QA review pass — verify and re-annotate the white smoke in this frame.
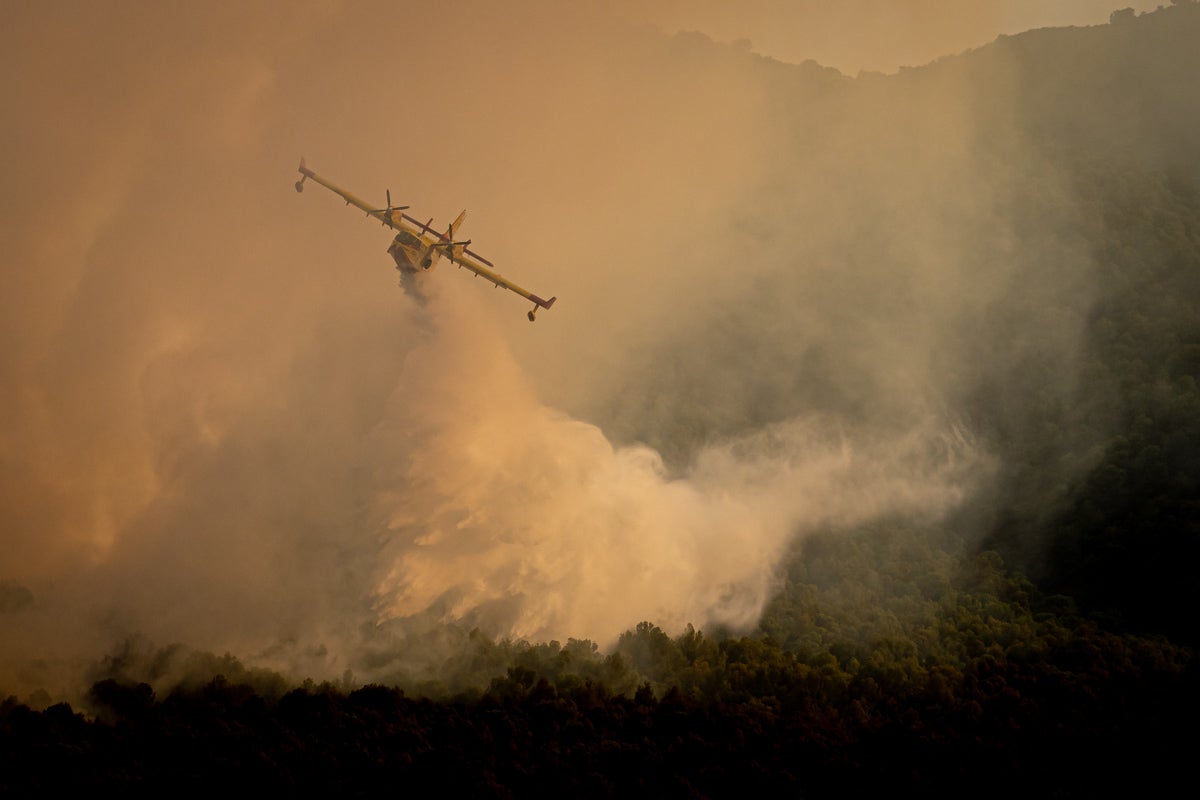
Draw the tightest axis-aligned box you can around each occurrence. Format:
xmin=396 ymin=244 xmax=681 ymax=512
xmin=367 ymin=293 xmax=983 ymax=645
xmin=0 ymin=1 xmax=1093 ymax=700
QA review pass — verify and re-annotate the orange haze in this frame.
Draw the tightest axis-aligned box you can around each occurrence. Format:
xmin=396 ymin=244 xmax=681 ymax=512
xmin=0 ymin=0 xmax=1129 ymax=698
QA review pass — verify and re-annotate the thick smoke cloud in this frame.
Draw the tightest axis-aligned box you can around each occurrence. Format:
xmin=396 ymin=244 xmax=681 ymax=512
xmin=1 ymin=1 xmax=1100 ymax=699
xmin=367 ymin=300 xmax=977 ymax=644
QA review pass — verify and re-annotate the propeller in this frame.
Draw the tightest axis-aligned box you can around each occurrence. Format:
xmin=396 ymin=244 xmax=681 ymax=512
xmin=441 ymin=222 xmax=472 ymax=267
xmin=418 ymin=219 xmax=470 ymax=269
xmin=368 ymin=189 xmax=409 ymax=223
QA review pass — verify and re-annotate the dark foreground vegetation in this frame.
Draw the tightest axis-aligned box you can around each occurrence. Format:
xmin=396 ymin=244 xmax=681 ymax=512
xmin=4 ymin=536 xmax=1197 ymax=796
xmin=3 ymin=605 xmax=1195 ymax=797
xmin=4 ymin=5 xmax=1200 ymax=796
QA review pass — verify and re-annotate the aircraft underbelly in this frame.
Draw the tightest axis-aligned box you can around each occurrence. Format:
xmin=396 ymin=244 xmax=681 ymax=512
xmin=388 ymin=242 xmax=427 ymax=274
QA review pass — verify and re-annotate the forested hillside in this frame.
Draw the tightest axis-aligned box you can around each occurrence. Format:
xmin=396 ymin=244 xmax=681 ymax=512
xmin=609 ymin=1 xmax=1200 ymax=646
xmin=969 ymin=3 xmax=1200 ymax=642
xmin=3 ymin=4 xmax=1199 ymax=794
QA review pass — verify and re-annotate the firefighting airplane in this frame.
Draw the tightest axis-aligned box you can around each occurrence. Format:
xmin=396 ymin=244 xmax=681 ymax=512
xmin=295 ymin=158 xmax=556 ymax=321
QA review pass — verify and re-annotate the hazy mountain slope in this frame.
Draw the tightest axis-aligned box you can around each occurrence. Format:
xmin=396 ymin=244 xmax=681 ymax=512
xmin=740 ymin=3 xmax=1200 ymax=644
xmin=2 ymin=3 xmax=1198 ymax=708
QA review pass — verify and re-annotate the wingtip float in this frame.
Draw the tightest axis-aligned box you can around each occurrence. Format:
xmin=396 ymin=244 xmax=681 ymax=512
xmin=295 ymin=158 xmax=556 ymax=322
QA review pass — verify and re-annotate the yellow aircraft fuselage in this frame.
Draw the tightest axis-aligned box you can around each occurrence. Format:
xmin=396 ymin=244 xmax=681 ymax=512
xmin=387 ymin=229 xmax=437 ymax=274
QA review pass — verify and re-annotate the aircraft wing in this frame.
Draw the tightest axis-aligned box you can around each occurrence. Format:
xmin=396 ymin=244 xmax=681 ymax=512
xmin=458 ymin=253 xmax=558 ymax=313
xmin=398 ymin=210 xmax=558 ymax=315
xmin=295 ymin=158 xmax=407 ymax=229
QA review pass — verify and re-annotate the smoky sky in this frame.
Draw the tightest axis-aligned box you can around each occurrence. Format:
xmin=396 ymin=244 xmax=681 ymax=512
xmin=618 ymin=0 xmax=1166 ymax=73
xmin=0 ymin=1 xmax=1114 ymax=698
